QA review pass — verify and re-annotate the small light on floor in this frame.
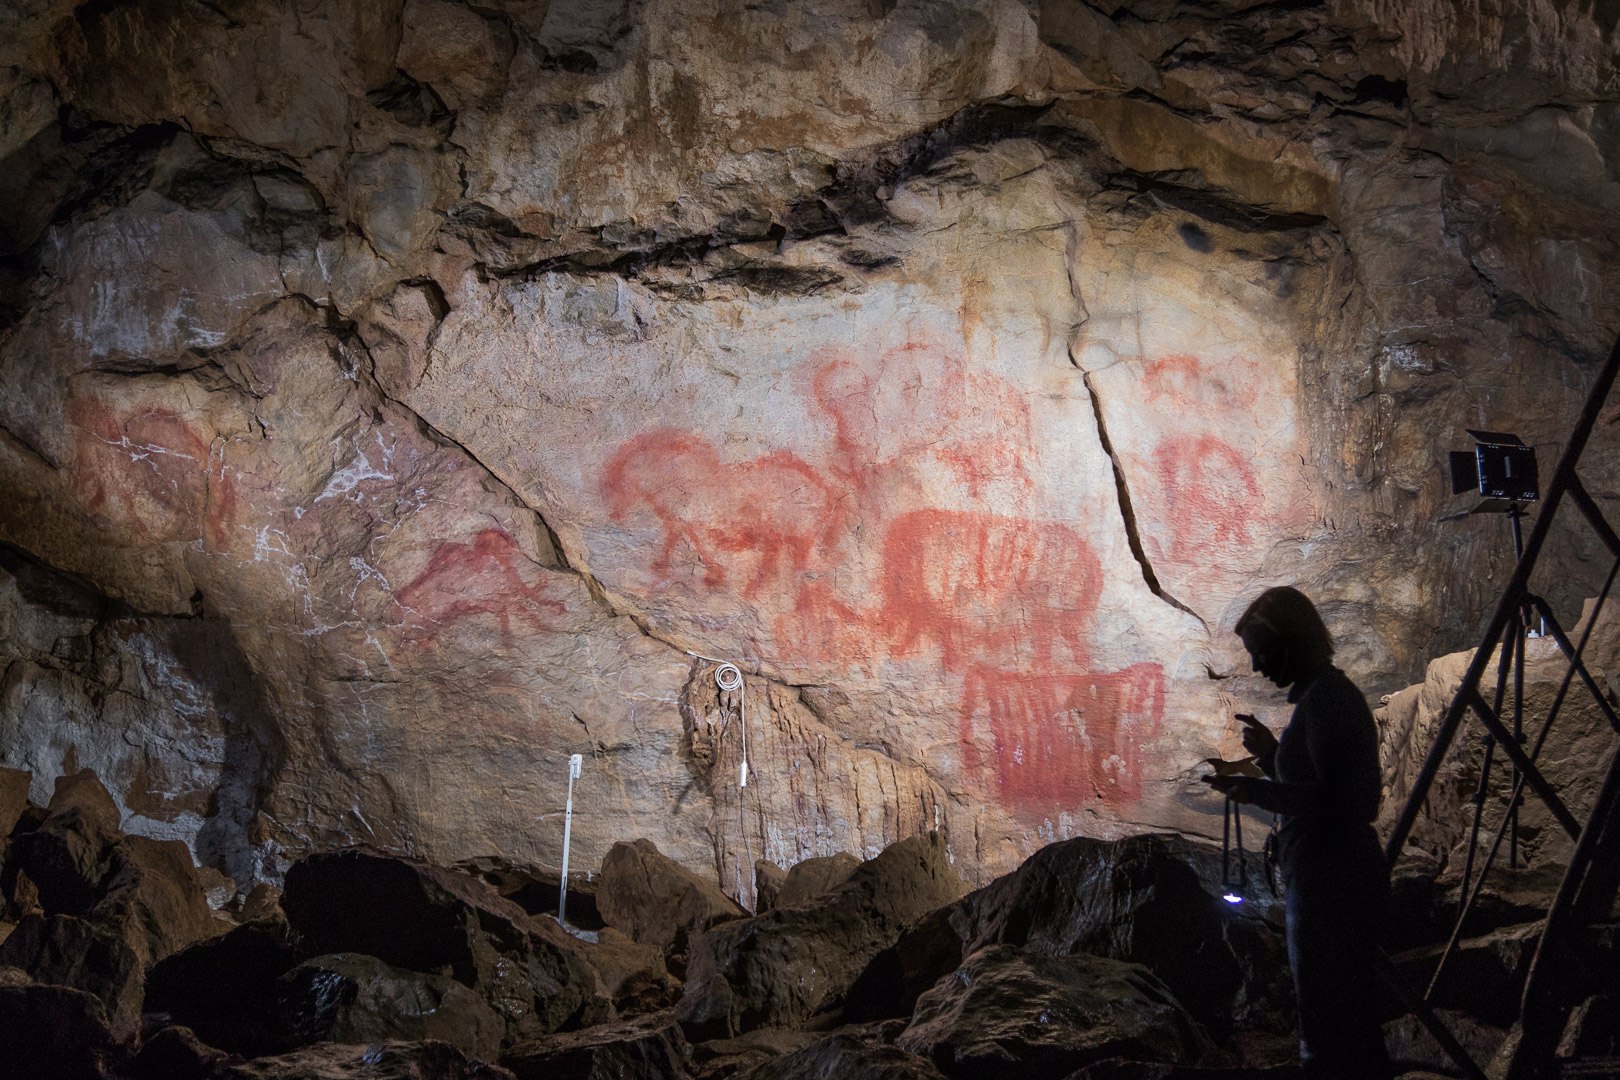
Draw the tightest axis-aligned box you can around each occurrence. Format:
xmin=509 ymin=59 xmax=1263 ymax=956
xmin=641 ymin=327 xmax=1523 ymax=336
xmin=1222 ymin=892 xmax=1244 ymax=905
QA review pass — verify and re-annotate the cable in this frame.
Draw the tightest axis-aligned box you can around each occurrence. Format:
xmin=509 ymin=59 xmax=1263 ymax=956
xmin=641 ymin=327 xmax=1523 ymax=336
xmin=689 ymin=652 xmax=750 ymax=789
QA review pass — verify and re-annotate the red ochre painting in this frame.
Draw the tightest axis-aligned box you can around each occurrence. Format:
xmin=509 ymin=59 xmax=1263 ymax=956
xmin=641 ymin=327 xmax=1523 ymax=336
xmin=68 ymin=396 xmax=235 ymax=548
xmin=600 ymin=344 xmax=1191 ymax=815
xmin=1137 ymin=352 xmax=1292 ymax=567
xmin=394 ymin=528 xmax=567 ymax=644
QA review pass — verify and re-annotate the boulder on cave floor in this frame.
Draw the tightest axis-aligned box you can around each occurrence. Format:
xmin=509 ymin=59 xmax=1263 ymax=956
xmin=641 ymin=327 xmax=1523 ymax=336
xmin=851 ymin=834 xmax=1264 ymax=1037
xmin=732 ymin=1031 xmax=949 ymax=1080
xmin=0 ymin=966 xmax=126 ymax=1080
xmin=599 ymin=839 xmax=747 ymax=956
xmin=895 ymin=944 xmax=1215 ymax=1080
xmin=46 ymin=769 xmax=122 ymax=834
xmin=752 ymin=861 xmax=787 ymax=914
xmin=1558 ymin=994 xmax=1620 ymax=1059
xmin=1382 ymin=1007 xmax=1507 ymax=1078
xmin=212 ymin=1039 xmax=518 ymax=1080
xmin=956 ymin=834 xmax=1254 ymax=1031
xmin=1391 ymin=920 xmax=1542 ymax=1028
xmin=0 ymin=912 xmax=146 ymax=1033
xmin=282 ymin=849 xmax=610 ymax=1042
xmin=0 ymin=771 xmax=223 ymax=1031
xmin=688 ymin=1026 xmax=820 ymax=1079
xmin=1 ymin=768 xmax=220 ymax=964
xmin=145 ymin=914 xmax=300 ymax=1056
xmin=457 ymin=855 xmax=606 ymax=930
xmin=0 ymin=767 xmax=31 ymax=838
xmin=502 ymin=1009 xmax=693 ymax=1080
xmin=775 ymin=853 xmax=861 ymax=910
xmin=678 ymin=832 xmax=965 ymax=1039
xmin=1062 ymin=1065 xmax=1303 ymax=1078
xmin=539 ymin=920 xmax=679 ymax=1016
xmin=279 ymin=952 xmax=505 ymax=1061
xmin=128 ymin=1023 xmax=234 ymax=1080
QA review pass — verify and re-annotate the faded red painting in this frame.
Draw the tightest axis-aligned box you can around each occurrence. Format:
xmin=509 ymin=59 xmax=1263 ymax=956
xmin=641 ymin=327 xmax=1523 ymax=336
xmin=394 ymin=528 xmax=566 ymax=643
xmin=602 ymin=343 xmax=1170 ymax=816
xmin=603 ymin=430 xmax=839 ymax=595
xmin=68 ymin=397 xmax=234 ymax=547
xmin=1154 ymin=434 xmax=1262 ymax=558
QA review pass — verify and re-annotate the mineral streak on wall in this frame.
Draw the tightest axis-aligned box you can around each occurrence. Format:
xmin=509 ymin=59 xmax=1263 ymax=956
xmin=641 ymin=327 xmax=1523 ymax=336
xmin=1 ymin=0 xmax=1618 ymax=893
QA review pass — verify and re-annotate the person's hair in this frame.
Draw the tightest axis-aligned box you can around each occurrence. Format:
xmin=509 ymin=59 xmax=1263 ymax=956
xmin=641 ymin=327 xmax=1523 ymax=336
xmin=1235 ymin=586 xmax=1335 ymax=671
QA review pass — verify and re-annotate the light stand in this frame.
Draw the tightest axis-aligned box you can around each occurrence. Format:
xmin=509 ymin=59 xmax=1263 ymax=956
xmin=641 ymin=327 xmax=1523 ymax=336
xmin=1222 ymin=793 xmax=1248 ymax=905
xmin=1446 ymin=431 xmax=1540 ymax=902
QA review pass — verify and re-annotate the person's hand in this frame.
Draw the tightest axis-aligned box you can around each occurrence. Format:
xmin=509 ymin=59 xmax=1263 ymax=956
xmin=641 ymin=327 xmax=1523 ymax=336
xmin=1236 ymin=713 xmax=1277 ymax=760
xmin=1202 ymin=774 xmax=1255 ymax=804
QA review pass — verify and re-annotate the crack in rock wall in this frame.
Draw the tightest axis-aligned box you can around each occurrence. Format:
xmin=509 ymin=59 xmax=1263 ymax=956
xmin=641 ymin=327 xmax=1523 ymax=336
xmin=3 ymin=0 xmax=1620 ymax=893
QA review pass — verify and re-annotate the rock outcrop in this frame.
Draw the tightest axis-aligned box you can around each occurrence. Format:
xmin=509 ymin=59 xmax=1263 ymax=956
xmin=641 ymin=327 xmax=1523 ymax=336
xmin=281 ymin=849 xmax=609 ymax=1041
xmin=598 ymin=839 xmax=747 ymax=957
xmin=678 ymin=832 xmax=964 ymax=1037
xmin=895 ymin=945 xmax=1214 ymax=1079
xmin=5 ymin=0 xmax=1620 ymax=894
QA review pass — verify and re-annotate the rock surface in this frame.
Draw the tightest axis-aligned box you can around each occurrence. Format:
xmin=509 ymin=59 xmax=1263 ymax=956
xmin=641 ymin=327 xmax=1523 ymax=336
xmin=896 ymin=945 xmax=1212 ymax=1079
xmin=213 ymin=1040 xmax=519 ymax=1080
xmin=502 ymin=1010 xmax=693 ymax=1080
xmin=0 ymin=972 xmax=125 ymax=1080
xmin=5 ymin=0 xmax=1620 ymax=900
xmin=948 ymin=834 xmax=1248 ymax=1030
xmin=281 ymin=849 xmax=608 ymax=1041
xmin=279 ymin=952 xmax=505 ymax=1060
xmin=599 ymin=838 xmax=747 ymax=955
xmin=679 ymin=832 xmax=964 ymax=1037
xmin=734 ymin=1032 xmax=948 ymax=1080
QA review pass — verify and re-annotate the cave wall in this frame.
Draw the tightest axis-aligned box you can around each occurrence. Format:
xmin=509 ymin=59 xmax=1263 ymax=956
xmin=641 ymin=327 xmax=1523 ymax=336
xmin=2 ymin=0 xmax=1619 ymax=895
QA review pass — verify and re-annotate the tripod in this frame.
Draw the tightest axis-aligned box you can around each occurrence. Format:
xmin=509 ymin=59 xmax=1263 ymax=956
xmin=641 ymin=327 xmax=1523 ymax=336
xmin=1456 ymin=502 xmax=1537 ymax=908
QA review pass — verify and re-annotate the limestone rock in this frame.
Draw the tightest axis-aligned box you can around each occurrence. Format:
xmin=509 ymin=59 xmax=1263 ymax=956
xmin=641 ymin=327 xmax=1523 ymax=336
xmin=279 ymin=952 xmax=505 ymax=1060
xmin=1393 ymin=922 xmax=1542 ymax=1028
xmin=502 ymin=1010 xmax=693 ymax=1080
xmin=895 ymin=945 xmax=1213 ymax=1079
xmin=948 ymin=834 xmax=1247 ymax=1031
xmin=46 ymin=769 xmax=121 ymax=833
xmin=599 ymin=839 xmax=747 ymax=955
xmin=0 ymin=975 xmax=125 ymax=1080
xmin=145 ymin=916 xmax=300 ymax=1056
xmin=282 ymin=850 xmax=607 ymax=1040
xmin=678 ymin=833 xmax=964 ymax=1038
xmin=732 ymin=1032 xmax=949 ymax=1080
xmin=776 ymin=852 xmax=861 ymax=910
xmin=214 ymin=1040 xmax=519 ymax=1080
xmin=1557 ymin=994 xmax=1620 ymax=1059
xmin=0 ymin=912 xmax=145 ymax=1033
xmin=1382 ymin=1008 xmax=1508 ymax=1078
xmin=128 ymin=1025 xmax=233 ymax=1080
xmin=844 ymin=905 xmax=964 ymax=1024
xmin=563 ymin=925 xmax=680 ymax=1016
xmin=0 ymin=766 xmax=30 ymax=837
xmin=88 ymin=834 xmax=223 ymax=963
xmin=5 ymin=805 xmax=117 ymax=916
xmin=752 ymin=861 xmax=786 ymax=914
xmin=1377 ymin=633 xmax=1617 ymax=869
xmin=5 ymin=0 xmax=1620 ymax=902
xmin=458 ymin=855 xmax=606 ymax=929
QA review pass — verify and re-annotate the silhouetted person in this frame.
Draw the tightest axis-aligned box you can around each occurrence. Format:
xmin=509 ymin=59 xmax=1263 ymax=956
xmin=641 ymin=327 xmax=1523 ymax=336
xmin=1204 ymin=586 xmax=1393 ymax=1080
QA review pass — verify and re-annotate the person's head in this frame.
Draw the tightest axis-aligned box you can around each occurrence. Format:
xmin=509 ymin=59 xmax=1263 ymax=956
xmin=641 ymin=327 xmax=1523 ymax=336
xmin=1234 ymin=586 xmax=1334 ymax=689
